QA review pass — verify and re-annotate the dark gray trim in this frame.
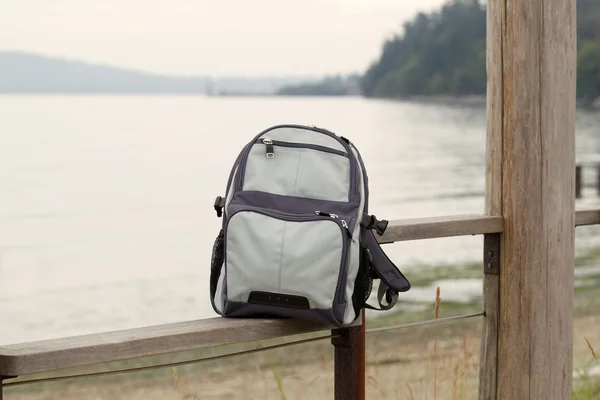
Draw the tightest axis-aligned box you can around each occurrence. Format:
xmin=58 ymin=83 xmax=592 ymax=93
xmin=221 ymin=143 xmax=250 ymax=231
xmin=229 ymin=190 xmax=360 ymax=217
xmin=351 ymin=142 xmax=370 ymax=213
xmin=365 ymin=230 xmax=410 ymax=292
xmin=332 ymin=303 xmax=346 ymax=325
xmin=222 ymin=300 xmax=349 ymax=326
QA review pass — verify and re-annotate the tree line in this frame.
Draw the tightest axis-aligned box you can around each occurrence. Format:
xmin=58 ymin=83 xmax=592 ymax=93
xmin=361 ymin=0 xmax=600 ymax=102
xmin=275 ymin=74 xmax=361 ymax=96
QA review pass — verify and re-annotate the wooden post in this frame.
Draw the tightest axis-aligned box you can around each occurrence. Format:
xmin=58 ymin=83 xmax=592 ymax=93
xmin=479 ymin=0 xmax=577 ymax=398
xmin=596 ymin=164 xmax=600 ymax=196
xmin=576 ymin=165 xmax=582 ymax=198
xmin=331 ymin=313 xmax=365 ymax=400
xmin=0 ymin=376 xmax=16 ymax=399
xmin=478 ymin=0 xmax=504 ymax=396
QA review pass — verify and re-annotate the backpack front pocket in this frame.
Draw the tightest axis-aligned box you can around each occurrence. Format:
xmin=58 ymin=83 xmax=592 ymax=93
xmin=224 ymin=207 xmax=351 ymax=311
xmin=242 ymin=141 xmax=352 ymax=202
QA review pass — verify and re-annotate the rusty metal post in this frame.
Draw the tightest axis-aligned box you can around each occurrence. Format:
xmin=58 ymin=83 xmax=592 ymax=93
xmin=576 ymin=165 xmax=582 ymax=198
xmin=331 ymin=313 xmax=365 ymax=400
xmin=0 ymin=376 xmax=18 ymax=399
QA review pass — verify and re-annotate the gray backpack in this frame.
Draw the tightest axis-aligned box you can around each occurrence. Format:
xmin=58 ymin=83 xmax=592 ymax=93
xmin=210 ymin=124 xmax=410 ymax=326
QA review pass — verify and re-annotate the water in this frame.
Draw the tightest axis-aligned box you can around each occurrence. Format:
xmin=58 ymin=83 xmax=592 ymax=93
xmin=0 ymin=95 xmax=599 ymax=345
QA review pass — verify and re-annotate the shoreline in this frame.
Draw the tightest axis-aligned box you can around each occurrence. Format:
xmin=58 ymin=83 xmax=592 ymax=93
xmin=369 ymin=94 xmax=600 ymax=110
xmin=3 ymin=92 xmax=600 ymax=110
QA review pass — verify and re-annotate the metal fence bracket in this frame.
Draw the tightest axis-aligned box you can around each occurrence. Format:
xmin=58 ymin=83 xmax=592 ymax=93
xmin=483 ymin=233 xmax=501 ymax=275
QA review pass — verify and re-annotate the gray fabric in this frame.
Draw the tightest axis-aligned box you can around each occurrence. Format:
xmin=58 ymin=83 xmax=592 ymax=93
xmin=213 ymin=263 xmax=226 ymax=313
xmin=243 ymin=144 xmax=350 ymax=202
xmin=261 ymin=127 xmax=346 ymax=153
xmin=235 ymin=125 xmax=358 ymax=197
xmin=226 ymin=211 xmax=284 ymax=302
xmin=225 ymin=209 xmax=345 ymax=310
xmin=279 ymin=218 xmax=342 ymax=309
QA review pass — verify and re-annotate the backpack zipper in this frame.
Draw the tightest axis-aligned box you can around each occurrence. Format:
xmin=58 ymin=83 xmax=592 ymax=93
xmin=262 ymin=139 xmax=275 ymax=158
xmin=258 ymin=138 xmax=349 ymax=158
xmin=315 ymin=211 xmax=353 ymax=240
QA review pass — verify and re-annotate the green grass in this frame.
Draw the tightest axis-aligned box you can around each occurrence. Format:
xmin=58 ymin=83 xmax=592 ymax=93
xmin=573 ymin=376 xmax=600 ymax=399
xmin=401 ymin=261 xmax=482 ymax=287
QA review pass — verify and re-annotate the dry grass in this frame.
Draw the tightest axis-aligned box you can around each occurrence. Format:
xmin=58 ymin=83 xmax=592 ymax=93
xmin=573 ymin=337 xmax=600 ymax=399
xmin=433 ymin=286 xmax=441 ymax=400
xmin=585 ymin=337 xmax=599 ymax=367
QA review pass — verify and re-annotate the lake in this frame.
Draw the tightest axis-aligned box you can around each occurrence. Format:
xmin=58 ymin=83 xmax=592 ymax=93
xmin=1 ymin=95 xmax=599 ymax=345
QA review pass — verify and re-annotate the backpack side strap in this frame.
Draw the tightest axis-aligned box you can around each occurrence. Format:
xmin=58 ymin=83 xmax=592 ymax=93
xmin=364 ymin=229 xmax=411 ymax=293
xmin=364 ymin=282 xmax=399 ymax=311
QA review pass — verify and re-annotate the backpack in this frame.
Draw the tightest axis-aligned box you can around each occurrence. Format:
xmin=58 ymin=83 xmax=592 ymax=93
xmin=210 ymin=124 xmax=410 ymax=327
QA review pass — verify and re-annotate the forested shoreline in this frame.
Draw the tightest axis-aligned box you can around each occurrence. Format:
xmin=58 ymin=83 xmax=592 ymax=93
xmin=362 ymin=0 xmax=600 ymax=103
xmin=280 ymin=0 xmax=600 ymax=104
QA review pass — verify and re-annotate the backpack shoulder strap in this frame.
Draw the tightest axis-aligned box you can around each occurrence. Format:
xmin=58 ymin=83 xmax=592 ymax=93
xmin=362 ymin=224 xmax=411 ymax=310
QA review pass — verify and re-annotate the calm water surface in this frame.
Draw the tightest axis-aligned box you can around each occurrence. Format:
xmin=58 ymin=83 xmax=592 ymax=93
xmin=1 ymin=96 xmax=599 ymax=345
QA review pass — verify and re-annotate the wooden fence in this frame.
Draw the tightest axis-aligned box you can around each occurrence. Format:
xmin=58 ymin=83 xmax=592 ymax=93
xmin=0 ymin=0 xmax=586 ymax=398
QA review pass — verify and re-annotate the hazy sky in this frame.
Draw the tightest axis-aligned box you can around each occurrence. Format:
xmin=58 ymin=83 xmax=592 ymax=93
xmin=0 ymin=0 xmax=446 ymax=76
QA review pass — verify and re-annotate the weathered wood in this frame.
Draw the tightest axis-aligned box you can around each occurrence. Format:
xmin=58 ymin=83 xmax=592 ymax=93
xmin=479 ymin=6 xmax=505 ymax=400
xmin=368 ymin=209 xmax=596 ymax=246
xmin=478 ymin=0 xmax=504 ymax=394
xmin=576 ymin=165 xmax=582 ymax=198
xmin=378 ymin=215 xmax=503 ymax=243
xmin=575 ymin=209 xmax=600 ymax=226
xmin=597 ymin=165 xmax=600 ymax=196
xmin=494 ymin=0 xmax=577 ymax=397
xmin=0 ymin=317 xmax=358 ymax=376
xmin=479 ymin=271 xmax=500 ymax=399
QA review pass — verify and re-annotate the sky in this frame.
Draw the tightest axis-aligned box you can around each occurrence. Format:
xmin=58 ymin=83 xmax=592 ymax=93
xmin=0 ymin=0 xmax=446 ymax=77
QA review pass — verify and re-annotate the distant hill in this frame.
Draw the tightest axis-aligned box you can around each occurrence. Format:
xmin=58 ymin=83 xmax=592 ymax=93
xmin=0 ymin=52 xmax=320 ymax=94
xmin=276 ymin=74 xmax=362 ymax=96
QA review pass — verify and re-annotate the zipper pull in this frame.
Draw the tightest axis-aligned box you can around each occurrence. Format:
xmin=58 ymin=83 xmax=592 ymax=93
xmin=341 ymin=220 xmax=354 ymax=241
xmin=316 ymin=211 xmax=354 ymax=240
xmin=263 ymin=139 xmax=274 ymax=158
xmin=315 ymin=211 xmax=338 ymax=218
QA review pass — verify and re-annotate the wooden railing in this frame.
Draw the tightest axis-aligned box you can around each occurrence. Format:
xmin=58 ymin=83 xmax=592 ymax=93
xmin=1 ymin=209 xmax=597 ymax=399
